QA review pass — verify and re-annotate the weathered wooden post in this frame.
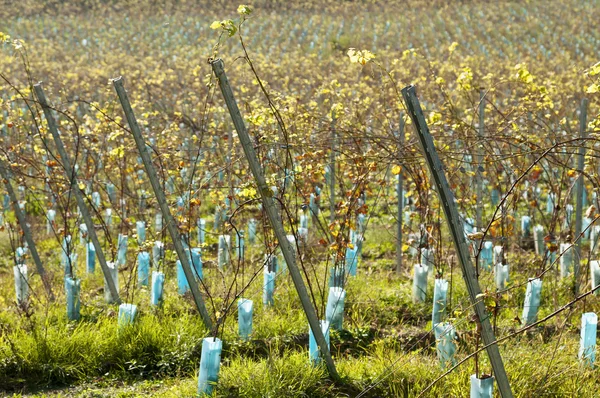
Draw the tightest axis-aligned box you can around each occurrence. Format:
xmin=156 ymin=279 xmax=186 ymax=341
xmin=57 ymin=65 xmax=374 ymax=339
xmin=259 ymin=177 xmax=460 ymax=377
xmin=34 ymin=83 xmax=120 ymax=303
xmin=329 ymin=113 xmax=336 ymax=224
xmin=476 ymin=89 xmax=484 ymax=232
xmin=112 ymin=77 xmax=213 ymax=331
xmin=574 ymin=97 xmax=588 ymax=296
xmin=402 ymin=85 xmax=513 ymax=398
xmin=211 ymin=59 xmax=339 ymax=380
xmin=396 ymin=113 xmax=405 ymax=274
xmin=0 ymin=160 xmax=54 ymax=301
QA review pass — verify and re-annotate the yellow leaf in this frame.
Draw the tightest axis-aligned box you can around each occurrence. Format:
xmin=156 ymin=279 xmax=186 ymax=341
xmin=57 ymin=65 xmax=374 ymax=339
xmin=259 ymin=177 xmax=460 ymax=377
xmin=237 ymin=5 xmax=252 ymax=15
xmin=109 ymin=146 xmax=125 ymax=159
xmin=392 ymin=165 xmax=402 ymax=175
xmin=588 ymin=62 xmax=600 ymax=77
xmin=467 ymin=231 xmax=484 ymax=240
xmin=586 ymin=83 xmax=599 ymax=94
xmin=347 ymin=48 xmax=375 ymax=65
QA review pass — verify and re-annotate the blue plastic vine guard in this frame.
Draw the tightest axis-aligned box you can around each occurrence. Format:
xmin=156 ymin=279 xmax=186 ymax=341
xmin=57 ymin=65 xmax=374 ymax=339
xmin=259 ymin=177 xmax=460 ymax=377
xmin=191 ymin=248 xmax=203 ymax=280
xmin=494 ymin=263 xmax=509 ymax=290
xmin=325 ymin=287 xmax=346 ymax=330
xmin=197 ymin=337 xmax=223 ymax=396
xmin=309 ymin=320 xmax=330 ymax=365
xmin=155 ymin=212 xmax=163 ymax=232
xmin=237 ymin=231 xmax=245 ymax=259
xmin=118 ymin=303 xmax=138 ymax=328
xmin=238 ymin=298 xmax=253 ymax=340
xmin=61 ymin=235 xmax=72 ymax=269
xmin=105 ymin=208 xmax=113 ymax=227
xmin=136 ymin=221 xmax=146 ymax=244
xmin=470 ymin=374 xmax=494 ymax=398
xmin=546 ymin=193 xmax=555 ymax=214
xmin=433 ymin=322 xmax=456 ymax=368
xmin=86 ymin=242 xmax=96 ymax=274
xmin=79 ymin=223 xmax=87 ymax=245
xmin=432 ymin=278 xmax=448 ymax=325
xmin=559 ymin=243 xmax=573 ymax=278
xmin=521 ymin=215 xmax=531 ymax=237
xmin=247 ymin=218 xmax=256 ymax=245
xmin=176 ymin=259 xmax=190 ymax=295
xmin=137 ymin=251 xmax=150 ymax=286
xmin=117 ymin=234 xmax=128 ymax=266
xmin=92 ymin=191 xmax=101 ymax=208
xmin=15 ymin=246 xmax=26 ymax=265
xmin=533 ymin=225 xmax=544 ymax=256
xmin=263 ymin=267 xmax=276 ymax=307
xmin=150 ymin=271 xmax=165 ymax=306
xmin=309 ymin=193 xmax=319 ymax=216
xmin=345 ymin=246 xmax=358 ymax=277
xmin=104 ymin=262 xmax=119 ymax=304
xmin=329 ymin=265 xmax=344 ymax=289
xmin=579 ymin=312 xmax=597 ymax=368
xmin=197 ymin=218 xmax=206 ymax=245
xmin=46 ymin=209 xmax=56 ymax=234
xmin=13 ymin=264 xmax=28 ymax=303
xmin=106 ymin=182 xmax=116 ymax=203
xmin=521 ymin=278 xmax=542 ymax=326
xmin=213 ymin=206 xmax=222 ymax=231
xmin=412 ymin=263 xmax=428 ymax=302
xmin=218 ymin=235 xmax=230 ymax=269
xmin=152 ymin=240 xmax=164 ymax=268
xmin=480 ymin=241 xmax=493 ymax=271
xmin=65 ymin=277 xmax=81 ymax=321
xmin=492 ymin=245 xmax=503 ymax=265
xmin=421 ymin=248 xmax=435 ymax=271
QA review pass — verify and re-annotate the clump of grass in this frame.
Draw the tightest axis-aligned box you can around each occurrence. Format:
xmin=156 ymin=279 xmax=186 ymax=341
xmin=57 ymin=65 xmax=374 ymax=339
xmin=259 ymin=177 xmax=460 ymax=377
xmin=0 ymin=300 xmax=208 ymax=390
xmin=218 ymin=351 xmax=330 ymax=397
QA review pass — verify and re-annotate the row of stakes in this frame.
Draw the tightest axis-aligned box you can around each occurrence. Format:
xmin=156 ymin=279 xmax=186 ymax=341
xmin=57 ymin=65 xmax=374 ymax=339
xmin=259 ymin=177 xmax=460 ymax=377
xmin=9 ymin=193 xmax=364 ymax=396
xmin=8 ymin=183 xmax=600 ymax=396
xmin=423 ymin=208 xmax=599 ymax=396
xmin=0 ymin=55 xmax=590 ymax=397
xmin=8 ymin=168 xmax=600 ymax=395
xmin=3 ymin=88 xmax=593 ymax=395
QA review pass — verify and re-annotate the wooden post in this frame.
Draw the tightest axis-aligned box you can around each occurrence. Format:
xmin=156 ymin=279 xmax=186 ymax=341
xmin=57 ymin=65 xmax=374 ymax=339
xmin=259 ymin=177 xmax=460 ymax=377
xmin=574 ymin=97 xmax=588 ymax=296
xmin=476 ymin=89 xmax=484 ymax=233
xmin=0 ymin=160 xmax=55 ymax=301
xmin=33 ymin=83 xmax=120 ymax=304
xmin=329 ymin=114 xmax=336 ymax=225
xmin=396 ymin=113 xmax=405 ymax=274
xmin=402 ymin=85 xmax=513 ymax=398
xmin=211 ymin=59 xmax=339 ymax=380
xmin=112 ymin=77 xmax=213 ymax=332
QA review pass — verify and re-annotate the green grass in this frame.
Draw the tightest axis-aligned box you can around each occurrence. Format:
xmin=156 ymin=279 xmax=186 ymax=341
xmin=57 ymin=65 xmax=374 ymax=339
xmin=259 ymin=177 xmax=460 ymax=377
xmin=11 ymin=335 xmax=599 ymax=397
xmin=2 ymin=217 xmax=600 ymax=397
